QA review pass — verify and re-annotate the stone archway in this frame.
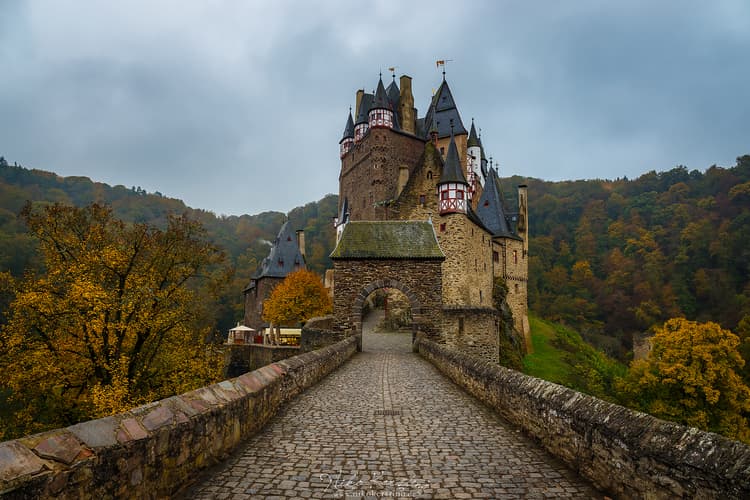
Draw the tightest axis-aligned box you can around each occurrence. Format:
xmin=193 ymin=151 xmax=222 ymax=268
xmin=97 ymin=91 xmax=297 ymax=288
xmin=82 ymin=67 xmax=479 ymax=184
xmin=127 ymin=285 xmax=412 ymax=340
xmin=331 ymin=259 xmax=443 ymax=342
xmin=352 ymin=278 xmax=420 ymax=339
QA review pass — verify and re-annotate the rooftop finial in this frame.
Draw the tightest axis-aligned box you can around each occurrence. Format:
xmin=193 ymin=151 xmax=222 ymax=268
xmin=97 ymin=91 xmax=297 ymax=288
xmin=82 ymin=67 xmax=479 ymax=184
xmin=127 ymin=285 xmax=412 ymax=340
xmin=388 ymin=66 xmax=397 ymax=80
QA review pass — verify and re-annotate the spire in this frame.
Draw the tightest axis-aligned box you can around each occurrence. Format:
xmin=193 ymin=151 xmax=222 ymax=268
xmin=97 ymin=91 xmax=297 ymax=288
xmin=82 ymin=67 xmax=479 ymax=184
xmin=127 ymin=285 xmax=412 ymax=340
xmin=439 ymin=132 xmax=468 ymax=185
xmin=467 ymin=119 xmax=480 ymax=148
xmin=340 ymin=109 xmax=355 ymax=143
xmin=371 ymin=76 xmax=390 ymax=111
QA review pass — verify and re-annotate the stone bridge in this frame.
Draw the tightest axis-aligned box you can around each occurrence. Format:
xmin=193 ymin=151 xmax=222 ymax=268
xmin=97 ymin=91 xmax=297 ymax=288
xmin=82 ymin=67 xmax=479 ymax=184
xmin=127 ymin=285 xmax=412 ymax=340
xmin=1 ymin=320 xmax=749 ymax=499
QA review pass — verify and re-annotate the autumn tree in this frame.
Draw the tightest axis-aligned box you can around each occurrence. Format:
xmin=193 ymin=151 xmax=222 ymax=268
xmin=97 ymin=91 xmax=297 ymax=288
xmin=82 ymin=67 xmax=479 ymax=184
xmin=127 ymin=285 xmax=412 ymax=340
xmin=262 ymin=269 xmax=332 ymax=326
xmin=0 ymin=203 xmax=226 ymax=439
xmin=617 ymin=318 xmax=750 ymax=443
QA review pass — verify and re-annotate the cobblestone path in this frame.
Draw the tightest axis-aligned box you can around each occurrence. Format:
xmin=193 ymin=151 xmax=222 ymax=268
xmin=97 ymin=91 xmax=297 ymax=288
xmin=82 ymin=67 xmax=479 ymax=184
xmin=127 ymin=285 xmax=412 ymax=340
xmin=184 ymin=325 xmax=600 ymax=499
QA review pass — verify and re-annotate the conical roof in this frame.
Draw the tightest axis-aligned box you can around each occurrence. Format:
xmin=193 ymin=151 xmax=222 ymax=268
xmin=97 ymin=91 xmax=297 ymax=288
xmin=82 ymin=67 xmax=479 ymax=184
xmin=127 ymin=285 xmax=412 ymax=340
xmin=355 ymin=93 xmax=373 ymax=124
xmin=439 ymin=134 xmax=468 ymax=185
xmin=468 ymin=119 xmax=480 ymax=148
xmin=340 ymin=111 xmax=355 ymax=143
xmin=371 ymin=77 xmax=391 ymax=110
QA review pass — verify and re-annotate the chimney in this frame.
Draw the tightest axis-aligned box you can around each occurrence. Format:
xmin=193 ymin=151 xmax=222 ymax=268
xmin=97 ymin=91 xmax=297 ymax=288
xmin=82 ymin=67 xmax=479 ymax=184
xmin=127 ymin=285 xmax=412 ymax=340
xmin=296 ymin=230 xmax=306 ymax=261
xmin=399 ymin=75 xmax=416 ymax=134
xmin=355 ymin=89 xmax=364 ymax=118
xmin=517 ymin=184 xmax=528 ymax=256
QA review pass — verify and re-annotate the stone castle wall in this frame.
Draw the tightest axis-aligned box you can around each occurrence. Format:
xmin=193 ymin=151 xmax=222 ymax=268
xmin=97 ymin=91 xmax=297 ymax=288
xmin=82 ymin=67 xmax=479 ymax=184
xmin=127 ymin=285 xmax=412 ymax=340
xmin=441 ymin=307 xmax=499 ymax=364
xmin=243 ymin=276 xmax=282 ymax=330
xmin=417 ymin=338 xmax=750 ymax=499
xmin=495 ymin=237 xmax=530 ymax=344
xmin=332 ymin=259 xmax=443 ymax=339
xmin=339 ymin=128 xmax=424 ymax=221
xmin=0 ymin=337 xmax=358 ymax=499
xmin=437 ymin=214 xmax=494 ymax=308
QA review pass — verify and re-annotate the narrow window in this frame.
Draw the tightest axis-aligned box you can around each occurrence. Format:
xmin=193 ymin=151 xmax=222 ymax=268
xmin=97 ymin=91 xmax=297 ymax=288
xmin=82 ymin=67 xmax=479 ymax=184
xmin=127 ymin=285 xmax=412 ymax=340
xmin=440 ymin=147 xmax=445 ymax=155
xmin=493 ymin=251 xmax=499 ymax=262
xmin=440 ymin=223 xmax=446 ymax=232
xmin=458 ymin=317 xmax=464 ymax=334
xmin=427 ymin=171 xmax=433 ymax=179
xmin=513 ymin=250 xmax=518 ymax=264
xmin=479 ymin=290 xmax=483 ymax=303
xmin=419 ymin=194 xmax=426 ymax=205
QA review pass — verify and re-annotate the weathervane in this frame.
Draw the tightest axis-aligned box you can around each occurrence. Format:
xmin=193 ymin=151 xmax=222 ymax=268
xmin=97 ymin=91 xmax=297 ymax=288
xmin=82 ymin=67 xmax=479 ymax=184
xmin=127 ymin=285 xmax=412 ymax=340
xmin=436 ymin=59 xmax=453 ymax=80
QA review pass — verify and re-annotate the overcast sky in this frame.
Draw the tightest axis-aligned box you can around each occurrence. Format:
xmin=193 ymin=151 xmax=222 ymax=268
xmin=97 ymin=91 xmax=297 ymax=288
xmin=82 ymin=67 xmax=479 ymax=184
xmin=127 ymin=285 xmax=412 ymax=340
xmin=1 ymin=1 xmax=748 ymax=216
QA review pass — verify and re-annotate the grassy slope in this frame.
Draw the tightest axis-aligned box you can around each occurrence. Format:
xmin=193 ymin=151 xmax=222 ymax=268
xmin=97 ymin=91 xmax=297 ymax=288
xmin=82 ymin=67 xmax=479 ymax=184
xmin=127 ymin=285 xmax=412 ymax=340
xmin=522 ymin=313 xmax=574 ymax=384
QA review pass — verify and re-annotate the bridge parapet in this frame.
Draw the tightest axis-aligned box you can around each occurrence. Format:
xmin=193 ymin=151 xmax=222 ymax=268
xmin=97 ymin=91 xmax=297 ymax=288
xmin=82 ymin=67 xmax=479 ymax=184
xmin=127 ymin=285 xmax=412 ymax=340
xmin=0 ymin=336 xmax=358 ymax=499
xmin=416 ymin=338 xmax=750 ymax=499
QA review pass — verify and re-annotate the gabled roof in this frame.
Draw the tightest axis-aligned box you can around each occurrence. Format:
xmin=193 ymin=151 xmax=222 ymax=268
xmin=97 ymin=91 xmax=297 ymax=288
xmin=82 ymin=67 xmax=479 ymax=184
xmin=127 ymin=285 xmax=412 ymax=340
xmin=340 ymin=111 xmax=355 ymax=143
xmin=439 ymin=134 xmax=468 ymax=185
xmin=423 ymin=80 xmax=467 ymax=139
xmin=355 ymin=93 xmax=373 ymax=124
xmin=253 ymin=220 xmax=306 ymax=279
xmin=476 ymin=168 xmax=520 ymax=239
xmin=330 ymin=221 xmax=445 ymax=260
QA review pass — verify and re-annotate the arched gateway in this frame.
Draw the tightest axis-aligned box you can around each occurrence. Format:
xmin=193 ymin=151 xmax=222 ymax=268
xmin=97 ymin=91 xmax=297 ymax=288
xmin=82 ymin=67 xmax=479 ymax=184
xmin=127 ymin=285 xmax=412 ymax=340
xmin=330 ymin=221 xmax=445 ymax=341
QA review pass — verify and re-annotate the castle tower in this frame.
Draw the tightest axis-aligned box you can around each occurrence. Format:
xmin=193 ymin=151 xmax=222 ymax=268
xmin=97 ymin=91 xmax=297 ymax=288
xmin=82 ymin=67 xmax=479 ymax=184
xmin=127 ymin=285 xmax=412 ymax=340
xmin=467 ymin=119 xmax=485 ymax=187
xmin=368 ymin=76 xmax=395 ymax=130
xmin=437 ymin=133 xmax=469 ymax=215
xmin=339 ymin=110 xmax=355 ymax=158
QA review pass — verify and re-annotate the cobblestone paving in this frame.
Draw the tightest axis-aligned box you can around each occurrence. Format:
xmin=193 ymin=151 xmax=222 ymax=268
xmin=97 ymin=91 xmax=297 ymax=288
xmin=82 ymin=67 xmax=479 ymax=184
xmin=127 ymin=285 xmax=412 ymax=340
xmin=184 ymin=326 xmax=600 ymax=499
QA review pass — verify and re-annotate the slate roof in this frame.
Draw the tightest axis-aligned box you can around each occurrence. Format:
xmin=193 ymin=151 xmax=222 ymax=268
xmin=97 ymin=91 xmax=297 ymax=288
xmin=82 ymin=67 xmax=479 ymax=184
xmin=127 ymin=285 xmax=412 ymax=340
xmin=422 ymin=80 xmax=467 ymax=139
xmin=439 ymin=134 xmax=468 ymax=185
xmin=330 ymin=221 xmax=445 ymax=260
xmin=372 ymin=77 xmax=390 ymax=110
xmin=475 ymin=168 xmax=521 ymax=240
xmin=386 ymin=78 xmax=400 ymax=107
xmin=253 ymin=220 xmax=306 ymax=279
xmin=340 ymin=111 xmax=355 ymax=142
xmin=355 ymin=93 xmax=373 ymax=124
xmin=467 ymin=120 xmax=480 ymax=148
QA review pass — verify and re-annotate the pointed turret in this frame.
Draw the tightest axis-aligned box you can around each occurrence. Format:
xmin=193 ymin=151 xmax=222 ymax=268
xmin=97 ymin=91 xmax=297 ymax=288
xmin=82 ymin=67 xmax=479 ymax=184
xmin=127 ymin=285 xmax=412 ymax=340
xmin=369 ymin=76 xmax=395 ymax=129
xmin=466 ymin=119 xmax=485 ymax=189
xmin=437 ymin=133 xmax=469 ymax=215
xmin=354 ymin=91 xmax=373 ymax=142
xmin=386 ymin=77 xmax=400 ymax=107
xmin=339 ymin=110 xmax=355 ymax=158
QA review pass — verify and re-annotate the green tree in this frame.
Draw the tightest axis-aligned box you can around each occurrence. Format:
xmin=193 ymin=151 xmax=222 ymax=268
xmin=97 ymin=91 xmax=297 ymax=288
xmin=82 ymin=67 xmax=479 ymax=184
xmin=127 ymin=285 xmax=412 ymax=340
xmin=262 ymin=269 xmax=332 ymax=326
xmin=617 ymin=318 xmax=750 ymax=443
xmin=0 ymin=203 xmax=226 ymax=439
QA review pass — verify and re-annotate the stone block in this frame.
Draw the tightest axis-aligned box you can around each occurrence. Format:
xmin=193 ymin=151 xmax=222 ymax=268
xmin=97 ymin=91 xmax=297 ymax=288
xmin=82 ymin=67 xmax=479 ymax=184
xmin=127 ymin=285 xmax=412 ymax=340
xmin=33 ymin=431 xmax=85 ymax=465
xmin=67 ymin=416 xmax=119 ymax=448
xmin=0 ymin=441 xmax=47 ymax=483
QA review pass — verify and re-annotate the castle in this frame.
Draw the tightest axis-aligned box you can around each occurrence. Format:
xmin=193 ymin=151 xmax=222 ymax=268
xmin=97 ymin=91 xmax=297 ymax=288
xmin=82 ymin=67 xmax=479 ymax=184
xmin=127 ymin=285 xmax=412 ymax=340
xmin=330 ymin=71 xmax=530 ymax=361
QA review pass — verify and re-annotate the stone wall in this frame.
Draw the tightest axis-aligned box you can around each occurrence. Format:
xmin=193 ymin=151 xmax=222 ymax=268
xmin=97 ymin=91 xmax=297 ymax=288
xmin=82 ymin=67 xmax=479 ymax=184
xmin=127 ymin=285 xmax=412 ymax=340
xmin=339 ymin=128 xmax=424 ymax=222
xmin=332 ymin=259 xmax=443 ymax=339
xmin=416 ymin=338 xmax=750 ymax=499
xmin=243 ymin=275 xmax=282 ymax=330
xmin=300 ymin=315 xmax=351 ymax=352
xmin=0 ymin=336 xmax=359 ymax=499
xmin=441 ymin=306 xmax=499 ymax=364
xmin=223 ymin=344 xmax=300 ymax=378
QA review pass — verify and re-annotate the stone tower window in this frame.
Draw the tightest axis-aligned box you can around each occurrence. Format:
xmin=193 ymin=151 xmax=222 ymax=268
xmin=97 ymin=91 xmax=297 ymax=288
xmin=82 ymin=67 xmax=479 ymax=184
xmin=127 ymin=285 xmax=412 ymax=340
xmin=439 ymin=223 xmax=446 ymax=232
xmin=513 ymin=250 xmax=518 ymax=264
xmin=419 ymin=194 xmax=426 ymax=205
xmin=493 ymin=251 xmax=499 ymax=262
xmin=427 ymin=171 xmax=433 ymax=179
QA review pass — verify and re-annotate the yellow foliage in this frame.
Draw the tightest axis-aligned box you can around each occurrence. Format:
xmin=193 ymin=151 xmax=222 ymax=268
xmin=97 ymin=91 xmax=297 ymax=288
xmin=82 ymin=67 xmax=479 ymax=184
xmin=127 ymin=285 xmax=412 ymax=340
xmin=617 ymin=318 xmax=750 ymax=443
xmin=262 ymin=269 xmax=332 ymax=326
xmin=0 ymin=203 xmax=225 ymax=438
